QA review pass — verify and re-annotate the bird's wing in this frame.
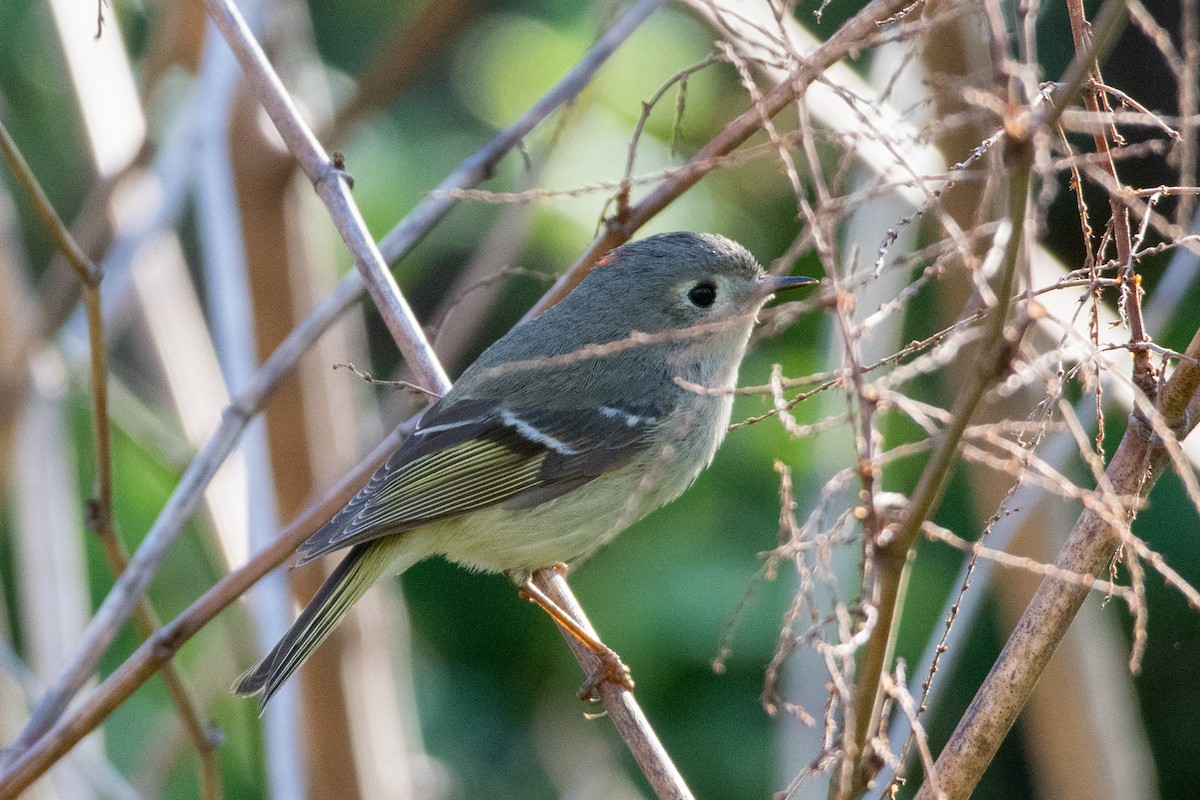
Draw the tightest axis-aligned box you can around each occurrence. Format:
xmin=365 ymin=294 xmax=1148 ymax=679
xmin=295 ymin=399 xmax=663 ymax=563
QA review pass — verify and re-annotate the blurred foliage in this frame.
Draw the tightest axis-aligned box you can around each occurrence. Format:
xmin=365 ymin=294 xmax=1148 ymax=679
xmin=0 ymin=0 xmax=1198 ymax=799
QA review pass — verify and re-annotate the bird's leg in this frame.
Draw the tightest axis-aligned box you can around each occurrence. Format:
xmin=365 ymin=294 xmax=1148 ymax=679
xmin=518 ymin=571 xmax=634 ymax=702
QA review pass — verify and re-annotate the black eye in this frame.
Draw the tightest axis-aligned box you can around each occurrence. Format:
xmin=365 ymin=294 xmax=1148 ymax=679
xmin=688 ymin=282 xmax=717 ymax=307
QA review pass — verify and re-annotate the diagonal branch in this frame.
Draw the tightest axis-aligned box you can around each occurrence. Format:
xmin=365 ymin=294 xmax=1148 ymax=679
xmin=915 ymin=321 xmax=1200 ymax=800
xmin=0 ymin=425 xmax=406 ymax=800
xmin=845 ymin=0 xmax=1131 ymax=792
xmin=0 ymin=2 xmax=929 ymax=796
xmin=0 ymin=119 xmax=223 ymax=799
xmin=0 ymin=0 xmax=659 ymax=785
xmin=1066 ymin=0 xmax=1155 ymax=400
xmin=203 ymin=0 xmax=448 ymax=392
xmin=527 ymin=0 xmax=920 ymax=320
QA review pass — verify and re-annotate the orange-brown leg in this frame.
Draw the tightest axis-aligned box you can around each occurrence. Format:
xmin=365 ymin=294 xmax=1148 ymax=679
xmin=518 ymin=575 xmax=634 ymax=702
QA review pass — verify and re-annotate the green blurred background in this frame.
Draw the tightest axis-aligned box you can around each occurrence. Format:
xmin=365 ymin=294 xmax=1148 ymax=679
xmin=1 ymin=1 xmax=1198 ymax=799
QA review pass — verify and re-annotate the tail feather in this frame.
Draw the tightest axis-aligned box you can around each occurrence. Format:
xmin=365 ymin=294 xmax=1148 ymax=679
xmin=235 ymin=538 xmax=403 ymax=711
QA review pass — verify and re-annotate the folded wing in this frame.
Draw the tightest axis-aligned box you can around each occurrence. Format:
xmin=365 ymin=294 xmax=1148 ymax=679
xmin=296 ymin=399 xmax=663 ymax=564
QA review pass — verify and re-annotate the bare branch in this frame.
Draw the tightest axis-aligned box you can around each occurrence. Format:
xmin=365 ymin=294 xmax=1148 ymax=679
xmin=0 ymin=0 xmax=663 ymax=787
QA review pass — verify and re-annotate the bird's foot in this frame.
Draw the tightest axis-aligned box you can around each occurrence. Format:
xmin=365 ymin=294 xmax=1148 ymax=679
xmin=578 ymin=646 xmax=634 ymax=704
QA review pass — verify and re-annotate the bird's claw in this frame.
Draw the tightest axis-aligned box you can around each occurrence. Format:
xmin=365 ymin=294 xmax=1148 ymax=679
xmin=577 ymin=647 xmax=634 ymax=704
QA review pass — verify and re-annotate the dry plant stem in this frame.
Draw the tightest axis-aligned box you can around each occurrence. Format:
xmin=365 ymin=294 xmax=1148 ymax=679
xmin=1179 ymin=0 xmax=1198 ymax=227
xmin=908 ymin=7 xmax=1165 ymax=798
xmin=834 ymin=299 xmax=890 ymax=789
xmin=202 ymin=0 xmax=448 ymax=394
xmin=0 ymin=0 xmax=648 ymax=767
xmin=375 ymin=0 xmax=663 ymax=267
xmin=205 ymin=0 xmax=695 ymax=793
xmin=848 ymin=129 xmax=1034 ymax=800
xmin=0 ymin=119 xmax=221 ymax=798
xmin=526 ymin=0 xmax=918 ymax=320
xmin=0 ymin=426 xmax=406 ymax=800
xmin=915 ymin=329 xmax=1200 ymax=800
xmin=0 ymin=276 xmax=353 ymax=766
xmin=615 ymin=53 xmax=724 ymax=219
xmin=0 ymin=124 xmax=99 ymax=286
xmin=532 ymin=570 xmax=695 ymax=800
xmin=850 ymin=2 xmax=1131 ymax=793
xmin=1066 ymin=0 xmax=1153 ymax=398
xmin=94 ymin=547 xmax=223 ymax=800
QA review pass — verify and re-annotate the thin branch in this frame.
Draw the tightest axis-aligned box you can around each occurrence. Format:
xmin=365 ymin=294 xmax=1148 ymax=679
xmin=0 ymin=118 xmax=222 ymax=798
xmin=851 ymin=2 xmax=1132 ymax=793
xmin=615 ymin=52 xmax=725 ymax=220
xmin=921 ymin=522 xmax=1138 ymax=608
xmin=202 ymin=0 xmax=447 ymax=394
xmin=0 ymin=269 xmax=351 ymax=769
xmin=883 ymin=665 xmax=945 ymax=800
xmin=852 ymin=136 xmax=1034 ymax=795
xmin=0 ymin=122 xmax=100 ymax=287
xmin=525 ymin=0 xmax=921 ymax=321
xmin=534 ymin=570 xmax=695 ymax=800
xmin=0 ymin=425 xmax=407 ymax=800
xmin=0 ymin=0 xmax=660 ymax=782
xmin=1066 ymin=0 xmax=1155 ymax=399
xmin=915 ymin=321 xmax=1200 ymax=799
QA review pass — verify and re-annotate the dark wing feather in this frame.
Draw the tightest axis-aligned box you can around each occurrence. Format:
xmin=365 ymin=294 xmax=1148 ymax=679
xmin=296 ymin=401 xmax=662 ymax=564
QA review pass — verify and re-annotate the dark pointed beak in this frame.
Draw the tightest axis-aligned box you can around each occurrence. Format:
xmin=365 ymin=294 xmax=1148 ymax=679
xmin=760 ymin=274 xmax=818 ymax=298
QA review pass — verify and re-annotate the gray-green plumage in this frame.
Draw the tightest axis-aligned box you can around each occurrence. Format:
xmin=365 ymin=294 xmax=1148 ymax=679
xmin=235 ymin=232 xmax=814 ymax=709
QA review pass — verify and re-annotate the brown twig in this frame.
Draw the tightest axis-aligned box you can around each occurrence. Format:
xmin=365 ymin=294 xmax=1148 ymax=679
xmin=883 ymin=665 xmax=945 ymax=800
xmin=0 ymin=269 xmax=356 ymax=769
xmin=834 ymin=290 xmax=889 ymax=791
xmin=915 ymin=321 xmax=1200 ymax=799
xmin=905 ymin=6 xmax=1193 ymax=792
xmin=524 ymin=0 xmax=921 ymax=321
xmin=0 ymin=0 xmax=654 ymax=771
xmin=1066 ymin=0 xmax=1155 ymax=400
xmin=614 ymin=52 xmax=725 ymax=220
xmin=0 ymin=425 xmax=406 ymax=800
xmin=533 ymin=570 xmax=694 ymax=800
xmin=848 ymin=2 xmax=1132 ymax=794
xmin=0 ymin=0 xmax=662 ymax=786
xmin=921 ymin=522 xmax=1138 ymax=607
xmin=0 ymin=119 xmax=223 ymax=799
xmin=850 ymin=123 xmax=1035 ymax=796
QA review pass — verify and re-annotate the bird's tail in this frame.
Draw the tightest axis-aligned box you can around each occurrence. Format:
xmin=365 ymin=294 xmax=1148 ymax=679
xmin=235 ymin=537 xmax=405 ymax=712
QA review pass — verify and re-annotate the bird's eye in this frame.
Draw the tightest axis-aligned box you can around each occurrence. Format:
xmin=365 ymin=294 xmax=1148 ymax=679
xmin=688 ymin=282 xmax=717 ymax=307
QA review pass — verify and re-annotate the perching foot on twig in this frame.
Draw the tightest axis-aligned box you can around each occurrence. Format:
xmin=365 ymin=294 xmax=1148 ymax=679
xmin=518 ymin=574 xmax=636 ymax=702
xmin=577 ymin=645 xmax=634 ymax=704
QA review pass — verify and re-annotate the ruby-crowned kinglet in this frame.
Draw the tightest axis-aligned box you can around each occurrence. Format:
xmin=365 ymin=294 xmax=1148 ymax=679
xmin=236 ymin=231 xmax=815 ymax=708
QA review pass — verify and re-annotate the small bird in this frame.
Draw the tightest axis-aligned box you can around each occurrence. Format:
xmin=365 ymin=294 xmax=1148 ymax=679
xmin=236 ymin=231 xmax=815 ymax=709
